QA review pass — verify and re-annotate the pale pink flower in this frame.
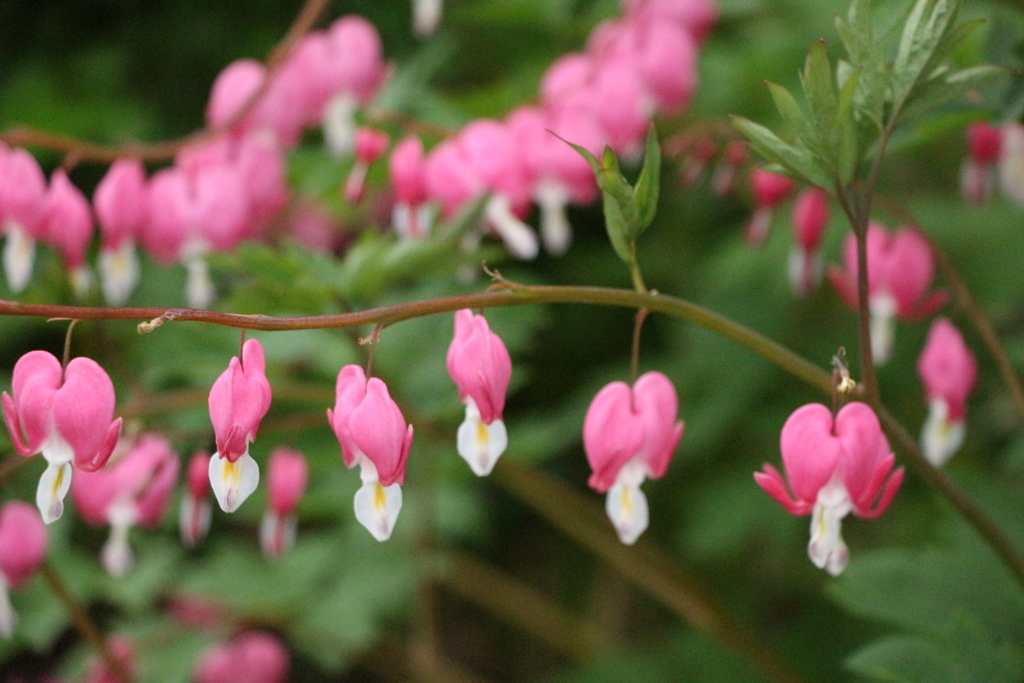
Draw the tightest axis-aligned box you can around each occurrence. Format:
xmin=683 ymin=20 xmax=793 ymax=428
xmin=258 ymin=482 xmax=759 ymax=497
xmin=41 ymin=169 xmax=93 ymax=298
xmin=755 ymin=402 xmax=904 ymax=575
xmin=2 ymin=351 xmax=122 ymax=523
xmin=328 ymin=365 xmax=413 ymax=541
xmin=195 ymin=631 xmax=288 ymax=683
xmin=583 ymin=372 xmax=684 ymax=544
xmin=390 ymin=135 xmax=434 ymax=240
xmin=344 ymin=127 xmax=390 ymax=204
xmin=94 ymin=158 xmax=148 ymax=305
xmin=828 ymin=224 xmax=947 ymax=364
xmin=0 ymin=147 xmax=48 ymax=292
xmin=72 ymin=433 xmax=180 ymax=577
xmin=207 ymin=339 xmax=272 ymax=513
xmin=446 ymin=310 xmax=512 ymax=476
xmin=206 ymin=59 xmax=306 ymax=148
xmin=260 ymin=447 xmax=308 ymax=559
xmin=918 ymin=318 xmax=977 ymax=467
xmin=0 ymin=501 xmax=47 ymax=638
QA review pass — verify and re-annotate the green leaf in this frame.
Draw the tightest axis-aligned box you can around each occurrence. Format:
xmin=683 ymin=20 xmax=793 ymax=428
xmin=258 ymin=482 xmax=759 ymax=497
xmin=730 ymin=116 xmax=833 ymax=190
xmin=802 ymin=40 xmax=838 ymax=140
xmin=632 ymin=125 xmax=661 ymax=239
xmin=893 ymin=0 xmax=962 ymax=106
xmin=835 ymin=67 xmax=862 ymax=183
xmin=766 ymin=81 xmax=814 ymax=146
xmin=898 ymin=64 xmax=1008 ymax=123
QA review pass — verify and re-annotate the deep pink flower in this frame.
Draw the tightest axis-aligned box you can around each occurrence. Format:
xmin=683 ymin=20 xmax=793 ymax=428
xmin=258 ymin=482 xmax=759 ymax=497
xmin=344 ymin=127 xmax=390 ymax=204
xmin=328 ymin=365 xmax=413 ymax=541
xmin=208 ymin=339 xmax=272 ymax=513
xmin=961 ymin=121 xmax=1002 ymax=204
xmin=583 ymin=372 xmax=684 ymax=544
xmin=206 ymin=59 xmax=306 ymax=148
xmin=260 ymin=447 xmax=308 ymax=559
xmin=918 ymin=318 xmax=977 ymax=466
xmin=3 ymin=350 xmax=122 ymax=523
xmin=180 ymin=451 xmax=213 ymax=548
xmin=755 ymin=402 xmax=904 ymax=575
xmin=446 ymin=310 xmax=512 ymax=476
xmin=828 ymin=224 xmax=947 ymax=363
xmin=195 ymin=631 xmax=288 ymax=683
xmin=746 ymin=169 xmax=794 ymax=246
xmin=0 ymin=501 xmax=47 ymax=638
xmin=72 ymin=433 xmax=180 ymax=577
xmin=788 ymin=187 xmax=829 ymax=297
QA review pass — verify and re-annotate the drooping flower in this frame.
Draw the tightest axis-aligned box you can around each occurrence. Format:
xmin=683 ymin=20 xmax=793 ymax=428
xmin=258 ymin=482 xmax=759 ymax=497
xmin=41 ymin=169 xmax=94 ymax=298
xmin=2 ymin=351 xmax=122 ymax=523
xmin=446 ymin=310 xmax=512 ymax=476
xmin=827 ymin=224 xmax=947 ymax=364
xmin=583 ymin=371 xmax=684 ymax=545
xmin=746 ymin=168 xmax=793 ymax=246
xmin=328 ymin=365 xmax=413 ymax=541
xmin=94 ymin=158 xmax=148 ymax=305
xmin=344 ymin=127 xmax=390 ymax=204
xmin=0 ymin=146 xmax=48 ymax=293
xmin=260 ymin=447 xmax=308 ymax=559
xmin=208 ymin=339 xmax=273 ymax=513
xmin=0 ymin=501 xmax=47 ymax=638
xmin=755 ymin=402 xmax=904 ymax=576
xmin=961 ymin=121 xmax=1002 ymax=205
xmin=180 ymin=451 xmax=213 ymax=548
xmin=918 ymin=318 xmax=977 ymax=467
xmin=788 ymin=187 xmax=829 ymax=297
xmin=390 ymin=135 xmax=435 ymax=240
xmin=195 ymin=631 xmax=289 ymax=683
xmin=72 ymin=433 xmax=180 ymax=577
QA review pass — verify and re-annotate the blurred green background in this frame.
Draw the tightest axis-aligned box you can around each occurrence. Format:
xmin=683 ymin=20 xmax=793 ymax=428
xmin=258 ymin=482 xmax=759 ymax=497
xmin=3 ymin=1 xmax=1024 ymax=681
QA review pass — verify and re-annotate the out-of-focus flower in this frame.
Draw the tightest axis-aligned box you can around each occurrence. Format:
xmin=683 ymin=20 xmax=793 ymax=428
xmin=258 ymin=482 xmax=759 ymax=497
xmin=918 ymin=318 xmax=977 ymax=467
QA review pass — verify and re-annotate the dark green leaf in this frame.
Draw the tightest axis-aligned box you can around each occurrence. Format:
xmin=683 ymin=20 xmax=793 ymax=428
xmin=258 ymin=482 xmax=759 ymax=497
xmin=632 ymin=125 xmax=661 ymax=239
xmin=730 ymin=116 xmax=834 ymax=190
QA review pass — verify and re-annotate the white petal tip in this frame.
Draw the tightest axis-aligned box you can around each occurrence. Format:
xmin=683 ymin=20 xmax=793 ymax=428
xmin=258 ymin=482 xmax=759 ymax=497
xmin=209 ymin=452 xmax=260 ymax=513
xmin=354 ymin=481 xmax=402 ymax=541
xmin=36 ymin=462 xmax=72 ymax=525
xmin=606 ymin=481 xmax=649 ymax=546
xmin=457 ymin=415 xmax=507 ymax=477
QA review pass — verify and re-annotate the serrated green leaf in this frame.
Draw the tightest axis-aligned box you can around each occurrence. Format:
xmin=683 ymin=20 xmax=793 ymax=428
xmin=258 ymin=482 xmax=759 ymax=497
xmin=893 ymin=0 xmax=962 ymax=107
xmin=730 ymin=116 xmax=834 ymax=190
xmin=632 ymin=125 xmax=661 ymax=238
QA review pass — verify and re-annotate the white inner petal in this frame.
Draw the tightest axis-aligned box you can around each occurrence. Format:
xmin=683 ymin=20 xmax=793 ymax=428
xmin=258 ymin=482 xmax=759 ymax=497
xmin=100 ymin=241 xmax=140 ymax=305
xmin=354 ymin=460 xmax=403 ymax=542
xmin=412 ymin=0 xmax=444 ymax=36
xmin=536 ymin=181 xmax=572 ymax=256
xmin=209 ymin=451 xmax=260 ymax=513
xmin=807 ymin=480 xmax=852 ymax=576
xmin=179 ymin=496 xmax=212 ymax=549
xmin=184 ymin=254 xmax=215 ymax=309
xmin=323 ymin=93 xmax=358 ymax=158
xmin=36 ymin=461 xmax=73 ymax=525
xmin=605 ymin=478 xmax=649 ymax=546
xmin=921 ymin=398 xmax=965 ymax=468
xmin=3 ymin=222 xmax=35 ymax=293
xmin=0 ymin=575 xmax=16 ymax=639
xmin=869 ymin=292 xmax=897 ymax=365
xmin=484 ymin=195 xmax=539 ymax=260
xmin=456 ymin=398 xmax=507 ymax=476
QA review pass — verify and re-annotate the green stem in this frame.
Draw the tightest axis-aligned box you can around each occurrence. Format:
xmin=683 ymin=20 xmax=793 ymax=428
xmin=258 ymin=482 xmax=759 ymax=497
xmin=39 ymin=562 xmax=133 ymax=683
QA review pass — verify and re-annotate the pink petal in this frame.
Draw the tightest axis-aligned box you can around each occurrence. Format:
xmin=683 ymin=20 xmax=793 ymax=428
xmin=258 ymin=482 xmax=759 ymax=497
xmin=779 ymin=403 xmax=841 ymax=503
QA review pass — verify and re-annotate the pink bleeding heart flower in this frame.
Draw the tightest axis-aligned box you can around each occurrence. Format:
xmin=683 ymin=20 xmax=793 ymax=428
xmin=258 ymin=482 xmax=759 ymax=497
xmin=788 ymin=187 xmax=829 ymax=297
xmin=0 ymin=501 xmax=47 ymax=638
xmin=344 ymin=127 xmax=390 ymax=204
xmin=41 ymin=169 xmax=94 ymax=298
xmin=389 ymin=135 xmax=435 ymax=240
xmin=411 ymin=0 xmax=444 ymax=36
xmin=446 ymin=310 xmax=512 ymax=476
xmin=208 ymin=339 xmax=273 ymax=513
xmin=83 ymin=635 xmax=136 ymax=683
xmin=755 ymin=402 xmax=904 ymax=575
xmin=0 ymin=146 xmax=48 ymax=293
xmin=710 ymin=140 xmax=747 ymax=195
xmin=94 ymin=158 xmax=148 ymax=305
xmin=828 ymin=224 xmax=947 ymax=364
xmin=328 ymin=365 xmax=413 ymax=541
xmin=260 ymin=447 xmax=308 ymax=559
xmin=3 ymin=350 xmax=122 ymax=524
xmin=206 ymin=59 xmax=307 ymax=148
xmin=180 ymin=451 xmax=213 ymax=549
xmin=624 ymin=0 xmax=718 ymax=43
xmin=72 ymin=433 xmax=180 ymax=577
xmin=195 ymin=631 xmax=289 ymax=683
xmin=746 ymin=168 xmax=794 ymax=246
xmin=143 ymin=163 xmax=251 ymax=308
xmin=918 ymin=318 xmax=977 ymax=467
xmin=961 ymin=121 xmax=1002 ymax=205
xmin=583 ymin=371 xmax=684 ymax=545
